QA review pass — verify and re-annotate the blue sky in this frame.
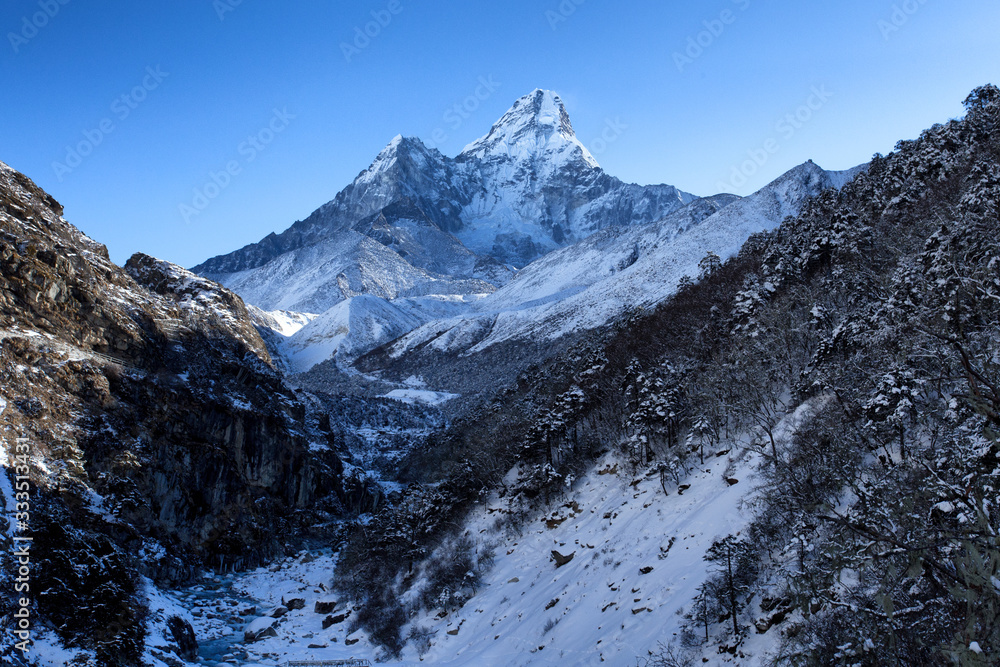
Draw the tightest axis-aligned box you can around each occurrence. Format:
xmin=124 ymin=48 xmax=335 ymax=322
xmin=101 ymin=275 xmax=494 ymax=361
xmin=2 ymin=0 xmax=999 ymax=268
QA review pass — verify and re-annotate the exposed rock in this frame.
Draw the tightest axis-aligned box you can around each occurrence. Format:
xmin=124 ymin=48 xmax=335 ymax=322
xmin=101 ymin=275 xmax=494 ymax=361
xmin=282 ymin=597 xmax=306 ymax=611
xmin=314 ymin=600 xmax=338 ymax=614
xmin=323 ymin=613 xmax=349 ymax=629
xmin=243 ymin=617 xmax=279 ymax=643
xmin=166 ymin=616 xmax=198 ymax=661
xmin=0 ymin=160 xmax=346 ymax=651
xmin=551 ymin=550 xmax=575 ymax=567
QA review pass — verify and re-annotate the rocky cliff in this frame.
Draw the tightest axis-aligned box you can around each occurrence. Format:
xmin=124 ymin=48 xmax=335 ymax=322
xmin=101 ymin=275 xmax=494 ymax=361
xmin=0 ymin=159 xmax=344 ymax=661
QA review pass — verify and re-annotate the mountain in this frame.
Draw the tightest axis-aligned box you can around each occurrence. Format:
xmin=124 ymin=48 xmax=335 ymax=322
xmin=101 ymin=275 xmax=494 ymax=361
xmin=7 ymin=85 xmax=998 ymax=667
xmin=192 ymin=89 xmax=697 ymax=317
xmin=196 ymin=92 xmax=869 ymax=376
xmin=366 ymin=161 xmax=866 ymax=369
xmin=450 ymin=89 xmax=698 ymax=263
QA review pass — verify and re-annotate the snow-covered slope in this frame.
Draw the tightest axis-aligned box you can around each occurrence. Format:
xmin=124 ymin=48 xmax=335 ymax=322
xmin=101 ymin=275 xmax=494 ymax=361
xmin=179 ymin=449 xmax=760 ymax=666
xmin=194 ymin=397 xmax=825 ymax=666
xmin=199 ymin=208 xmax=500 ymax=315
xmin=385 ymin=161 xmax=865 ymax=359
xmin=280 ymin=294 xmax=482 ymax=372
xmin=247 ymin=307 xmax=317 ymax=337
xmin=480 ymin=193 xmax=740 ymax=313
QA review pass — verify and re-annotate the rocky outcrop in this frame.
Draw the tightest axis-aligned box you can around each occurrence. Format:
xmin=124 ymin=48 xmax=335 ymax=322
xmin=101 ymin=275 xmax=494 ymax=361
xmin=0 ymin=159 xmax=346 ymax=659
xmin=166 ymin=616 xmax=198 ymax=661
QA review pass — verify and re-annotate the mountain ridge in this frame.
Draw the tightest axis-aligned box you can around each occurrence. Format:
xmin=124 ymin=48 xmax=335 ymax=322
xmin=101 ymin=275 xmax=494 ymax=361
xmin=192 ymin=90 xmax=698 ymax=304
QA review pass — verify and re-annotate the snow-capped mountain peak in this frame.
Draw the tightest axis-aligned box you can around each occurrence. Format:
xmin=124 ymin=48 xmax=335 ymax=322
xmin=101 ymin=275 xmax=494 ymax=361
xmin=460 ymin=89 xmax=599 ymax=168
xmin=362 ymin=133 xmax=440 ymax=179
xmin=194 ymin=88 xmax=699 ymax=351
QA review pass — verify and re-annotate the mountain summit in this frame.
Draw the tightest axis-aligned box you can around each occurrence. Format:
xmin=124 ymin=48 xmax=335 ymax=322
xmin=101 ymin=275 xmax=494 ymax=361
xmin=193 ymin=89 xmax=697 ymax=316
xmin=459 ymin=89 xmax=599 ymax=169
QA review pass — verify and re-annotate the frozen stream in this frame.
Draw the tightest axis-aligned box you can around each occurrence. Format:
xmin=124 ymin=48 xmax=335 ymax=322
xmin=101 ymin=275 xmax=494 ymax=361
xmin=176 ymin=573 xmax=258 ymax=666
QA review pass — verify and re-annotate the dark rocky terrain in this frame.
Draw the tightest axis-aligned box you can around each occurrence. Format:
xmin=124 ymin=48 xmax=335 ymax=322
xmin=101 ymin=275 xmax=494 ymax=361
xmin=0 ymin=160 xmax=345 ymax=663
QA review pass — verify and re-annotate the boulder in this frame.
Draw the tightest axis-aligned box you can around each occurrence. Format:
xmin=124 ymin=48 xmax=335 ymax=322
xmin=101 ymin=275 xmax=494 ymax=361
xmin=551 ymin=550 xmax=575 ymax=567
xmin=244 ymin=616 xmax=279 ymax=643
xmin=314 ymin=600 xmax=338 ymax=614
xmin=323 ymin=612 xmax=349 ymax=629
xmin=283 ymin=597 xmax=306 ymax=611
xmin=166 ymin=616 xmax=198 ymax=661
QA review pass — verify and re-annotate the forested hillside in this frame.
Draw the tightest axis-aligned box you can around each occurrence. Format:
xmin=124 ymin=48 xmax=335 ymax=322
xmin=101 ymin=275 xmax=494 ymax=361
xmin=335 ymin=86 xmax=1000 ymax=665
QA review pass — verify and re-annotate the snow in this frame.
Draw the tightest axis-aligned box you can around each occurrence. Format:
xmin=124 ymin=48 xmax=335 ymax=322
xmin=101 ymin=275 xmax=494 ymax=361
xmin=389 ymin=161 xmax=865 ymax=358
xmin=177 ymin=399 xmax=829 ymax=666
xmin=141 ymin=580 xmax=201 ymax=667
xmin=402 ymin=458 xmax=757 ymax=664
xmin=20 ymin=627 xmax=87 ymax=666
xmin=382 ymin=389 xmax=459 ymax=406
xmin=461 ymin=89 xmax=600 ymax=170
xmin=282 ymin=294 xmax=483 ymax=372
xmin=200 ymin=447 xmax=767 ymax=666
xmin=250 ymin=307 xmax=318 ymax=337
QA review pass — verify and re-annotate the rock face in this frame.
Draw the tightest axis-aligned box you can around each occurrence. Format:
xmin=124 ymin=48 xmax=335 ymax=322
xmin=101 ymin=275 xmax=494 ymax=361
xmin=0 ymin=158 xmax=344 ymax=582
xmin=166 ymin=616 xmax=198 ymax=661
xmin=192 ymin=90 xmax=697 ymax=315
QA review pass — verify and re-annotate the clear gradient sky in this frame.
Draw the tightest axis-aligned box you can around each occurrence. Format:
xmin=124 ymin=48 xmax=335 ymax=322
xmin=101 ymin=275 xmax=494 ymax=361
xmin=2 ymin=0 xmax=999 ymax=268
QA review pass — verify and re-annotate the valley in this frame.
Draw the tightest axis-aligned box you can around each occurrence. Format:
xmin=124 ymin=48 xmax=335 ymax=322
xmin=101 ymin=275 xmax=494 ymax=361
xmin=2 ymin=85 xmax=1000 ymax=666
